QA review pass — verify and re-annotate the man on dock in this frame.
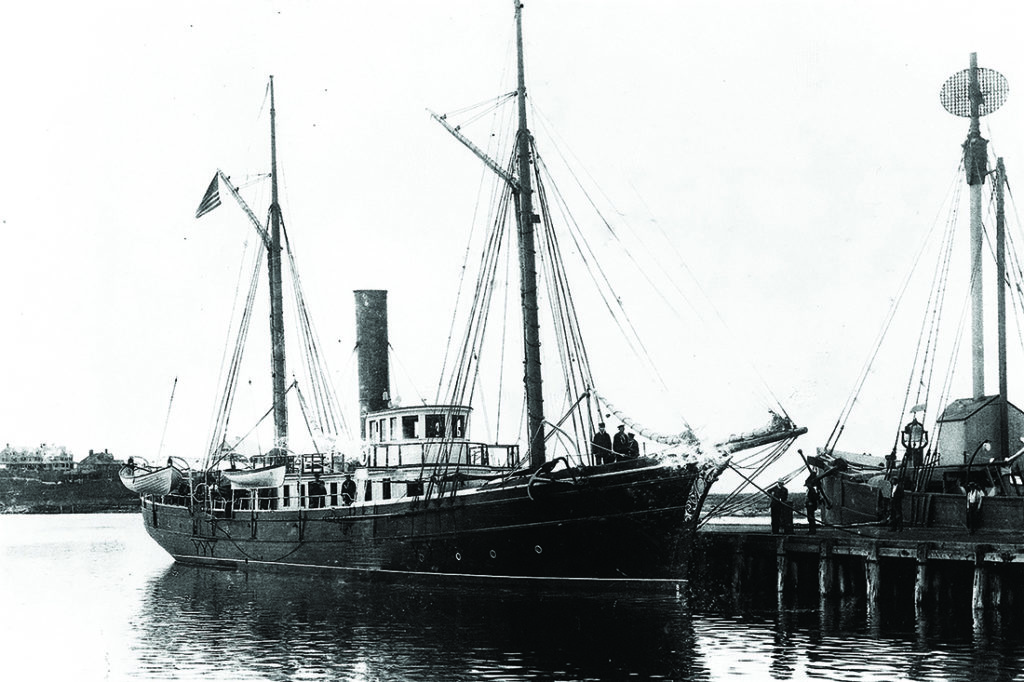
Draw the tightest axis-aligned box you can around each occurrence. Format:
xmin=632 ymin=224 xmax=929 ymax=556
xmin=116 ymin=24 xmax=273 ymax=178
xmin=804 ymin=475 xmax=819 ymax=534
xmin=769 ymin=480 xmax=792 ymax=534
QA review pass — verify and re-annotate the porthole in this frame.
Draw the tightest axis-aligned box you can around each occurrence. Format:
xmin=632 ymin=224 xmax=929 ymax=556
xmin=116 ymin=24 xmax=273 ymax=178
xmin=455 ymin=552 xmax=462 ymax=561
xmin=534 ymin=545 xmax=543 ymax=554
xmin=489 ymin=549 xmax=497 ymax=559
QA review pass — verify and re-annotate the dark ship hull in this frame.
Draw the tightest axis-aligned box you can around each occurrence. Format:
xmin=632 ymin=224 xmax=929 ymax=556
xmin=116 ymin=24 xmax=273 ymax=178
xmin=140 ymin=458 xmax=709 ymax=583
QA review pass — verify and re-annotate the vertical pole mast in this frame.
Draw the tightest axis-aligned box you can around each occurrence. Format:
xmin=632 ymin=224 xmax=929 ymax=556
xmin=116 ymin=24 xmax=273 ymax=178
xmin=268 ymin=76 xmax=289 ymax=453
xmin=513 ymin=0 xmax=546 ymax=466
xmin=996 ymin=158 xmax=1009 ymax=460
xmin=966 ymin=53 xmax=988 ymax=399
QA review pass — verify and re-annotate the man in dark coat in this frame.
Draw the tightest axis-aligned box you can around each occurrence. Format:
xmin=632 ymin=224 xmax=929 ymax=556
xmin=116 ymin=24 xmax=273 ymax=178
xmin=804 ymin=475 xmax=819 ymax=534
xmin=308 ymin=473 xmax=327 ymax=508
xmin=769 ymin=480 xmax=791 ymax=534
xmin=341 ymin=474 xmax=357 ymax=506
xmin=612 ymin=425 xmax=629 ymax=461
xmin=626 ymin=433 xmax=640 ymax=459
xmin=890 ymin=476 xmax=904 ymax=531
xmin=591 ymin=422 xmax=613 ymax=465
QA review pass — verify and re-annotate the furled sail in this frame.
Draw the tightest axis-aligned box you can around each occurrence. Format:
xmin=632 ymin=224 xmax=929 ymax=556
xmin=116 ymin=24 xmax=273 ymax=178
xmin=594 ymin=391 xmax=700 ymax=448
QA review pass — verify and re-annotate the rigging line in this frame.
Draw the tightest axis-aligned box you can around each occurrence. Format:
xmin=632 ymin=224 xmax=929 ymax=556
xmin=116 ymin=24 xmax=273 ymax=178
xmin=629 ymin=180 xmax=786 ymax=412
xmin=827 ymin=161 xmax=965 ymax=449
xmin=156 ymin=377 xmax=178 ymax=461
xmin=208 ymin=247 xmax=265 ymax=464
xmin=890 ymin=190 xmax=960 ymax=454
xmin=214 ymin=382 xmax=301 ymax=467
xmin=529 ymin=107 xmax=714 ymax=354
xmin=458 ymin=96 xmax=518 ymax=130
xmin=293 ymin=384 xmax=323 ymax=456
xmin=915 ymin=194 xmax=961 ymax=429
xmin=826 ymin=161 xmax=966 ymax=453
xmin=434 ymin=125 xmax=509 ymax=403
xmin=533 ymin=153 xmax=681 ymax=410
xmin=913 ymin=182 xmax=962 ymax=408
xmin=280 ymin=219 xmax=350 ymax=438
xmin=445 ymin=178 xmax=515 ymax=405
xmin=435 ymin=90 xmax=519 ymax=402
xmin=534 ymin=103 xmax=784 ymax=414
xmin=205 ymin=238 xmax=260 ymax=467
xmin=535 ymin=179 xmax=596 ymax=451
xmin=934 ymin=278 xmax=973 ymax=425
xmin=438 ymin=150 xmax=516 ymax=403
xmin=441 ymin=195 xmax=509 ymax=408
xmin=700 ymin=439 xmax=792 ymax=520
xmin=537 ymin=145 xmax=696 ymax=352
xmin=495 ymin=213 xmax=513 ymax=438
xmin=439 ymin=91 xmax=518 ymax=119
xmin=538 ymin=232 xmax=581 ymax=451
xmin=387 ymin=344 xmax=427 ymax=407
xmin=536 ymin=166 xmax=595 ymax=389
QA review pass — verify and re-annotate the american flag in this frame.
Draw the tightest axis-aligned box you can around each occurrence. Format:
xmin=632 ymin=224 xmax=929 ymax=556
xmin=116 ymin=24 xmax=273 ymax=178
xmin=194 ymin=174 xmax=221 ymax=219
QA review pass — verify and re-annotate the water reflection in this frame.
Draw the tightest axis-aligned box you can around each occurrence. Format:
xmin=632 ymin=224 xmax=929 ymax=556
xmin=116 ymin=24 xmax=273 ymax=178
xmin=130 ymin=562 xmax=1024 ymax=681
xmin=134 ymin=566 xmax=706 ymax=681
xmin=8 ymin=515 xmax=1024 ymax=681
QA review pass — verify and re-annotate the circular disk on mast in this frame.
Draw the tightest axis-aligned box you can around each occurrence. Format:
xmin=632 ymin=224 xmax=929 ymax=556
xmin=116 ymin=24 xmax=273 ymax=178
xmin=940 ymin=67 xmax=1009 ymax=117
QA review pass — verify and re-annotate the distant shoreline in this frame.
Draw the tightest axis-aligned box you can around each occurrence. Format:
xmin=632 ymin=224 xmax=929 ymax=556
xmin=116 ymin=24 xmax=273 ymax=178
xmin=0 ymin=474 xmax=138 ymax=514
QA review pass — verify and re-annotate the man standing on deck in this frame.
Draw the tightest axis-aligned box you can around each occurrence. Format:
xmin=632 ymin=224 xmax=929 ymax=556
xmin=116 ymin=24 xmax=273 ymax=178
xmin=591 ymin=422 xmax=612 ymax=465
xmin=966 ymin=482 xmax=983 ymax=533
xmin=613 ymin=425 xmax=629 ymax=461
xmin=308 ymin=473 xmax=327 ymax=508
xmin=626 ymin=433 xmax=640 ymax=459
xmin=890 ymin=476 xmax=904 ymax=531
xmin=341 ymin=473 xmax=357 ymax=506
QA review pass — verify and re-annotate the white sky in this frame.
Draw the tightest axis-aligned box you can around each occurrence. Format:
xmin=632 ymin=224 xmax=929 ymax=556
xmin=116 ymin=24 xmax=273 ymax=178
xmin=2 ymin=1 xmax=1024 ymax=468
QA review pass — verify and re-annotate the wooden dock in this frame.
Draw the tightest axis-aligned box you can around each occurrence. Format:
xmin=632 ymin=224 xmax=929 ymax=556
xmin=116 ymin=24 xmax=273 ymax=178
xmin=693 ymin=521 xmax=1024 ymax=622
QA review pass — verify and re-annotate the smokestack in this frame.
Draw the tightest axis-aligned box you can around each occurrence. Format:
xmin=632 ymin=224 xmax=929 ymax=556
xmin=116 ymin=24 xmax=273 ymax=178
xmin=354 ymin=290 xmax=391 ymax=426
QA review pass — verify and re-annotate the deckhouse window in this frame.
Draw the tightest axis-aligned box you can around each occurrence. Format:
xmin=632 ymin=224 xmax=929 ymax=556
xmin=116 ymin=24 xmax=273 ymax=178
xmin=426 ymin=414 xmax=445 ymax=438
xmin=402 ymin=415 xmax=418 ymax=439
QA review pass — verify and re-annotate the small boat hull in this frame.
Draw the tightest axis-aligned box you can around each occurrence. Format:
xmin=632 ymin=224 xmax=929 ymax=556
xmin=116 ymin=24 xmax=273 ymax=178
xmin=119 ymin=465 xmax=182 ymax=496
xmin=222 ymin=464 xmax=287 ymax=490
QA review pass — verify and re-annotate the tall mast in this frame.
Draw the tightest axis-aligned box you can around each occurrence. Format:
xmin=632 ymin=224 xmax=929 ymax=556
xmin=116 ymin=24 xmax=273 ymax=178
xmin=966 ymin=53 xmax=987 ymax=399
xmin=996 ymin=157 xmax=1009 ymax=460
xmin=268 ymin=76 xmax=288 ymax=453
xmin=513 ymin=0 xmax=546 ymax=466
xmin=941 ymin=55 xmax=1009 ymax=452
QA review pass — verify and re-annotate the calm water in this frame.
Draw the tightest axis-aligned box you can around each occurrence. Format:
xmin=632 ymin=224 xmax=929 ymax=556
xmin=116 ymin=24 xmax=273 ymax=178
xmin=2 ymin=515 xmax=1023 ymax=681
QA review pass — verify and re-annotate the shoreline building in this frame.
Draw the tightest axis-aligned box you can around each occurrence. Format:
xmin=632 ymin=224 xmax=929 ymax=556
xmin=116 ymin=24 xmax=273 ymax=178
xmin=0 ymin=443 xmax=74 ymax=473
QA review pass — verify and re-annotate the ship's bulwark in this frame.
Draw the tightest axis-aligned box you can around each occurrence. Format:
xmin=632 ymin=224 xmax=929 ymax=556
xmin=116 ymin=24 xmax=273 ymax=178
xmin=141 ymin=464 xmax=700 ymax=582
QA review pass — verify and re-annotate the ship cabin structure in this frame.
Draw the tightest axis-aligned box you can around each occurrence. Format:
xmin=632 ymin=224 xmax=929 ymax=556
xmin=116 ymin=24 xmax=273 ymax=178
xmin=359 ymin=403 xmax=519 ymax=500
xmin=183 ymin=403 xmax=520 ymax=515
